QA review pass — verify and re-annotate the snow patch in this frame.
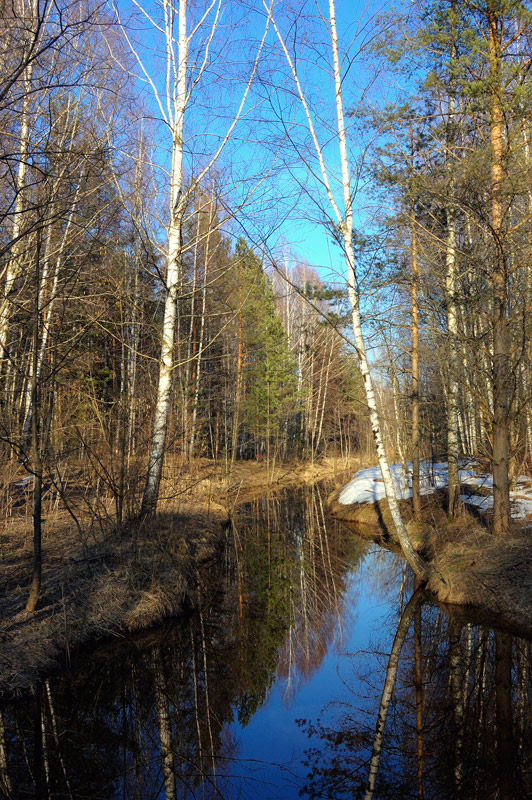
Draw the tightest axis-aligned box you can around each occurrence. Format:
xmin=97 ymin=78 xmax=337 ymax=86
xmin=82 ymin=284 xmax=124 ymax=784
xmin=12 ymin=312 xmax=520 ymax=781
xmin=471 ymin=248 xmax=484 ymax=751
xmin=339 ymin=460 xmax=532 ymax=522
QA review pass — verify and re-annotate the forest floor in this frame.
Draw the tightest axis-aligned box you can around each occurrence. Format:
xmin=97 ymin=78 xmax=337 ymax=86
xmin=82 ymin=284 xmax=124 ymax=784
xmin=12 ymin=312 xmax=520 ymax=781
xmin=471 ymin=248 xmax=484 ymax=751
xmin=0 ymin=454 xmax=358 ymax=696
xmin=329 ymin=460 xmax=532 ymax=638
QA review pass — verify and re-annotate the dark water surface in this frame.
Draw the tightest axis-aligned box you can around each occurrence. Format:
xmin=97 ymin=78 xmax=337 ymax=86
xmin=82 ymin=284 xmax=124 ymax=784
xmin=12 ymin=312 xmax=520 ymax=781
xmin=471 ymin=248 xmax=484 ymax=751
xmin=1 ymin=484 xmax=531 ymax=799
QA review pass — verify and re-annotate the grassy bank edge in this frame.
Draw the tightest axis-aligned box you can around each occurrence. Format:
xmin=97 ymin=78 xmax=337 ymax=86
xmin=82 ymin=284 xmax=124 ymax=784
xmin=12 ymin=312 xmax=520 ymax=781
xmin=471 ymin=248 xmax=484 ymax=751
xmin=328 ymin=488 xmax=532 ymax=639
xmin=0 ymin=456 xmax=358 ymax=697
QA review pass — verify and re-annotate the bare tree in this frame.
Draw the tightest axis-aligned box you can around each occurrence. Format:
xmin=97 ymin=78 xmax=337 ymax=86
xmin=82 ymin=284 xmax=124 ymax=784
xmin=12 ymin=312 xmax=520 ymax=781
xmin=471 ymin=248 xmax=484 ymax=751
xmin=111 ymin=0 xmax=272 ymax=516
xmin=265 ymin=0 xmax=427 ymax=576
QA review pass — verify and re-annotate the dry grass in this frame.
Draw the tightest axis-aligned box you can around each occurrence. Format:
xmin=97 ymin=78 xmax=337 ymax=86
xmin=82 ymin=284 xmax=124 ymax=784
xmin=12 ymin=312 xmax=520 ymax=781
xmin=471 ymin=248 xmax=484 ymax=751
xmin=0 ymin=506 xmax=221 ymax=695
xmin=426 ymin=522 xmax=532 ymax=635
xmin=0 ymin=455 xmax=352 ymax=695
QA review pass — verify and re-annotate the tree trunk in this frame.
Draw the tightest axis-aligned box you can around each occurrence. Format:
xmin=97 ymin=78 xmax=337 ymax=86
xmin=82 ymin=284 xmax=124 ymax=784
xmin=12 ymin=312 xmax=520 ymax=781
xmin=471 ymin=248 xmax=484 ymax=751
xmin=0 ymin=53 xmax=33 ymax=371
xmin=410 ymin=196 xmax=421 ymax=519
xmin=141 ymin=0 xmax=187 ymax=517
xmin=26 ymin=245 xmax=43 ymax=614
xmin=445 ymin=205 xmax=462 ymax=516
xmin=328 ymin=0 xmax=426 ymax=577
xmin=270 ymin=0 xmax=428 ymax=577
xmin=488 ymin=2 xmax=511 ymax=535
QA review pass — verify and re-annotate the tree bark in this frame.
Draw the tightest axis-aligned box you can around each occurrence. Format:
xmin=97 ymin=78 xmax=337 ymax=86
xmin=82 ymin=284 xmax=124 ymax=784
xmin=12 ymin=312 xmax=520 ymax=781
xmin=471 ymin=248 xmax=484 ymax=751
xmin=0 ymin=55 xmax=33 ymax=370
xmin=410 ymin=196 xmax=421 ymax=519
xmin=488 ymin=2 xmax=511 ymax=535
xmin=327 ymin=0 xmax=427 ymax=577
xmin=445 ymin=204 xmax=462 ymax=516
xmin=141 ymin=0 xmax=187 ymax=517
xmin=26 ymin=243 xmax=43 ymax=614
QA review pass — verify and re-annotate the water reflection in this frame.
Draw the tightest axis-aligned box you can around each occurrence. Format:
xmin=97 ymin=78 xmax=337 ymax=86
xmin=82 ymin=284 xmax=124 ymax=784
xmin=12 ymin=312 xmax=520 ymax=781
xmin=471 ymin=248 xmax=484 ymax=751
xmin=0 ymin=484 xmax=360 ymax=799
xmin=300 ymin=594 xmax=531 ymax=800
xmin=0 ymin=485 xmax=530 ymax=799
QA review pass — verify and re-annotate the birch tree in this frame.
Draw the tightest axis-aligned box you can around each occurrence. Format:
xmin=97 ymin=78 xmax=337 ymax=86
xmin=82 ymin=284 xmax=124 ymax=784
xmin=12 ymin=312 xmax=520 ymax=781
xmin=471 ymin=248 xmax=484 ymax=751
xmin=112 ymin=0 xmax=271 ymax=516
xmin=0 ymin=0 xmax=98 ymax=376
xmin=266 ymin=0 xmax=427 ymax=577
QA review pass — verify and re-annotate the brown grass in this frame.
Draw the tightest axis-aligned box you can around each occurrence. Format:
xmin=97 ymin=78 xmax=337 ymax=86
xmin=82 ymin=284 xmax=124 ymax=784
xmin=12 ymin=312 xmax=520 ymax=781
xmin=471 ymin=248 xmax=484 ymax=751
xmin=0 ymin=455 xmax=355 ymax=695
xmin=0 ymin=507 xmax=220 ymax=695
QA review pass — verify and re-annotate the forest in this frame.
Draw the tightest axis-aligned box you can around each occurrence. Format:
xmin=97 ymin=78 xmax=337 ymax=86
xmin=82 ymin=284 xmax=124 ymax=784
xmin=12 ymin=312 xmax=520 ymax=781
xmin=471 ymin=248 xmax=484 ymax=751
xmin=1 ymin=0 xmax=532 ymax=615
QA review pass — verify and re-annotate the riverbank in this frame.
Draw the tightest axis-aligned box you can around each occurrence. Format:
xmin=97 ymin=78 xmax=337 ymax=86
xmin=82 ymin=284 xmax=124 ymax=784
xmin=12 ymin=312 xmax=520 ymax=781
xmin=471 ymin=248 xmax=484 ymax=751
xmin=329 ymin=462 xmax=532 ymax=637
xmin=0 ymin=456 xmax=357 ymax=696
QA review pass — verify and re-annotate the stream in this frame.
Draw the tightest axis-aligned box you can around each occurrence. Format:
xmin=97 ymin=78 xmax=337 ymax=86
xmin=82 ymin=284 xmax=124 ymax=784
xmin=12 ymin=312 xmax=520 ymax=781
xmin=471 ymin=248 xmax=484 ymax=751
xmin=1 ymin=483 xmax=531 ymax=799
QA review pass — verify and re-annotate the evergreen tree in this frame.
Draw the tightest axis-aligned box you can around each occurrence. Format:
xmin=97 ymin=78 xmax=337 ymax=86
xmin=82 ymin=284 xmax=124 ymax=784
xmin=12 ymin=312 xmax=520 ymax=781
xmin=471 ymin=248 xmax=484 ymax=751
xmin=235 ymin=239 xmax=297 ymax=460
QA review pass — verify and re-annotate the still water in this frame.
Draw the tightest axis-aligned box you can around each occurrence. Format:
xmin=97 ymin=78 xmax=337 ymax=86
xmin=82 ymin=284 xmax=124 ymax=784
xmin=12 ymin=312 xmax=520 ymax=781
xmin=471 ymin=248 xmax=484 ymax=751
xmin=1 ymin=484 xmax=531 ymax=799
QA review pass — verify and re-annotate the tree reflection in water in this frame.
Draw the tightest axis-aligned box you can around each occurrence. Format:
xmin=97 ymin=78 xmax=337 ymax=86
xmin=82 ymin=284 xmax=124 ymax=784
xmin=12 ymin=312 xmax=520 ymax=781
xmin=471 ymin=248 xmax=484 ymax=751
xmin=299 ymin=590 xmax=532 ymax=800
xmin=0 ymin=484 xmax=530 ymax=799
xmin=0 ymin=484 xmax=360 ymax=799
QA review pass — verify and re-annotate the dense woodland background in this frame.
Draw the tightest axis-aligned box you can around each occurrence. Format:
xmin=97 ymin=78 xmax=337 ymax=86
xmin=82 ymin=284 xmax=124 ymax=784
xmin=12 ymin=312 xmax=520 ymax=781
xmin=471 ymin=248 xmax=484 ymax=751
xmin=2 ymin=0 xmax=532 ymax=599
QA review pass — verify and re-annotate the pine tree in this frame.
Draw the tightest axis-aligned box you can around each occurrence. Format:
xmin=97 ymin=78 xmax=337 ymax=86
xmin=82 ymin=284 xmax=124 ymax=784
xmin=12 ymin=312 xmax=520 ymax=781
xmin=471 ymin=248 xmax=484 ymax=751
xmin=235 ymin=240 xmax=296 ymax=461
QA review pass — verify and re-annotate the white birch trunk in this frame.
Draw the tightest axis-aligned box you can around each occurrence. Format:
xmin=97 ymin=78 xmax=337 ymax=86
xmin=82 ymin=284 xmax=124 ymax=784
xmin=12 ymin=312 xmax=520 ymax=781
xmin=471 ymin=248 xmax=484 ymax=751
xmin=267 ymin=0 xmax=427 ymax=575
xmin=327 ymin=0 xmax=426 ymax=576
xmin=141 ymin=0 xmax=187 ymax=516
xmin=131 ymin=0 xmax=270 ymax=512
xmin=445 ymin=206 xmax=462 ymax=514
xmin=0 ymin=59 xmax=33 ymax=367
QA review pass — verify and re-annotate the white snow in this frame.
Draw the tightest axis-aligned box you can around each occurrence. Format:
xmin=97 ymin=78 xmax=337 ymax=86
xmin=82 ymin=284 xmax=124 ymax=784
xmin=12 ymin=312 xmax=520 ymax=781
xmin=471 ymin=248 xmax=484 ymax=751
xmin=338 ymin=459 xmax=532 ymax=522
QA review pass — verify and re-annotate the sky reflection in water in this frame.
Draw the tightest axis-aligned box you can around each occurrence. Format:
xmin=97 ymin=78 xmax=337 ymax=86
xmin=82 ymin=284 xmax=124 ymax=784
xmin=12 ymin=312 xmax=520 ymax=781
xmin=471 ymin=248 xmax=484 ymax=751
xmin=1 ymin=484 xmax=530 ymax=799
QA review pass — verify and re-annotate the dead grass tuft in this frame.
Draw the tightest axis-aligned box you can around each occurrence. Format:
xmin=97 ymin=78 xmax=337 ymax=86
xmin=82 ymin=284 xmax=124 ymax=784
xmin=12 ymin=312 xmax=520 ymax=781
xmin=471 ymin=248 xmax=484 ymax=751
xmin=427 ymin=526 xmax=532 ymax=633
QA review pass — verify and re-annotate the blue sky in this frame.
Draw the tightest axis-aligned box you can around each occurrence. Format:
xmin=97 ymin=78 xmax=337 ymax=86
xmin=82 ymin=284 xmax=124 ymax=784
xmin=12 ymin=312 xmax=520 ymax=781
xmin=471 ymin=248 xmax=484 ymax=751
xmin=115 ymin=0 xmax=410 ymax=292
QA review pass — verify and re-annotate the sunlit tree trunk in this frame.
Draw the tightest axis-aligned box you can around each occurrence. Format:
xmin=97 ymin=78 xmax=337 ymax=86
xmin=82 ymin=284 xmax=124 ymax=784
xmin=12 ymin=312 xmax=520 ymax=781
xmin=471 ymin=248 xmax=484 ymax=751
xmin=267 ymin=0 xmax=427 ymax=574
xmin=327 ymin=0 xmax=426 ymax=576
xmin=410 ymin=195 xmax=421 ymax=519
xmin=133 ymin=0 xmax=269 ymax=510
xmin=26 ymin=242 xmax=43 ymax=613
xmin=189 ymin=201 xmax=214 ymax=460
xmin=445 ymin=204 xmax=462 ymax=515
xmin=0 ymin=44 xmax=33 ymax=373
xmin=487 ymin=2 xmax=511 ymax=534
xmin=141 ymin=0 xmax=187 ymax=517
xmin=231 ymin=300 xmax=244 ymax=463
